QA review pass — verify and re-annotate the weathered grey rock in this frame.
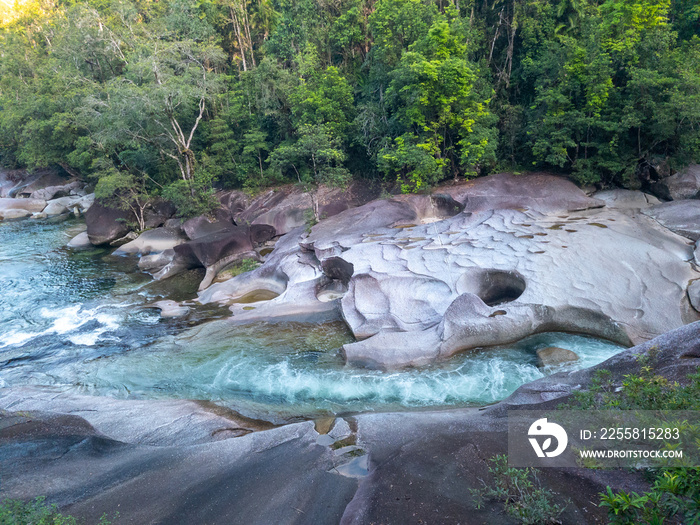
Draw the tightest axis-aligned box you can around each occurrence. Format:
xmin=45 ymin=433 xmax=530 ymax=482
xmin=84 ymin=201 xmax=134 ymax=245
xmin=203 ymin=173 xmax=699 ymax=369
xmin=440 ymin=172 xmax=605 ymax=214
xmin=182 ymin=213 xmax=235 ymax=240
xmin=234 ymin=187 xmax=299 ymax=225
xmin=218 ymin=190 xmax=250 ymax=219
xmin=0 ymin=208 xmax=32 ymax=220
xmin=42 ymin=196 xmax=83 ymax=216
xmin=643 ymin=200 xmax=700 ymax=240
xmin=176 ymin=227 xmax=253 ymax=268
xmin=536 ymin=346 xmax=579 ymax=368
xmin=109 ymin=231 xmax=138 ymax=247
xmin=30 ymin=180 xmax=83 ymax=201
xmin=0 ymin=382 xmax=357 ymax=524
xmin=650 ymin=164 xmax=700 ymax=201
xmin=8 ymin=170 xmax=66 ymax=198
xmin=249 ymin=223 xmax=276 ymax=245
xmin=142 ymin=199 xmax=177 ymax=229
xmin=593 ymin=189 xmax=661 ymax=209
xmin=139 ymin=249 xmax=177 ymax=273
xmin=251 ymin=191 xmax=313 ymax=235
xmin=67 ymin=231 xmax=91 ymax=249
xmin=114 ymin=227 xmax=186 ymax=255
xmin=689 ymin=280 xmax=700 ymax=313
xmin=149 ymin=299 xmax=190 ymax=318
xmin=0 ymin=197 xmax=47 ymax=214
xmin=75 ymin=193 xmax=95 ymax=213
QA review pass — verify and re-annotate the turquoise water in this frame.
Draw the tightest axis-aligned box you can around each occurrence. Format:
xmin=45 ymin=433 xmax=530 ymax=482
xmin=0 ymin=218 xmax=626 ymax=422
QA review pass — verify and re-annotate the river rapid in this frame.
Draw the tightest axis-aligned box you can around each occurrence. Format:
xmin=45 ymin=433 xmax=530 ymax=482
xmin=0 ymin=218 xmax=626 ymax=423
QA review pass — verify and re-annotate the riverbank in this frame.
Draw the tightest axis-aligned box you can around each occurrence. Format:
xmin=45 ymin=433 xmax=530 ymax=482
xmin=1 ymin=167 xmax=700 ymax=523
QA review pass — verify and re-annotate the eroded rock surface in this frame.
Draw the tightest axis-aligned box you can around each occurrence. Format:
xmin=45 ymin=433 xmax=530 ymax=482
xmin=643 ymin=200 xmax=700 ymax=241
xmin=199 ymin=173 xmax=700 ymax=369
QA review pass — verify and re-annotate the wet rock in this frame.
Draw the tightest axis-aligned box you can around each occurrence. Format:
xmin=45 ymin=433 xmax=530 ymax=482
xmin=139 ymin=249 xmax=177 ymax=272
xmin=650 ymin=164 xmax=700 ymax=201
xmin=643 ymin=200 xmax=700 ymax=240
xmin=2 ymin=324 xmax=697 ymax=525
xmin=115 ymin=227 xmax=186 ymax=256
xmin=150 ymin=299 xmax=190 ymax=317
xmin=84 ymin=201 xmax=135 ymax=245
xmin=536 ymin=346 xmax=579 ymax=368
xmin=67 ymin=231 xmax=91 ymax=249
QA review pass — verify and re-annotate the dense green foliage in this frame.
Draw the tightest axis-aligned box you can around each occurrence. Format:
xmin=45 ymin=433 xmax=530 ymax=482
xmin=1 ymin=0 xmax=699 ymax=210
xmin=569 ymin=367 xmax=700 ymax=525
xmin=0 ymin=497 xmax=115 ymax=524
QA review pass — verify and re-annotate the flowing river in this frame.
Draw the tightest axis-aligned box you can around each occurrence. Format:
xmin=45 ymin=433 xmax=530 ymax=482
xmin=0 ymin=218 xmax=626 ymax=423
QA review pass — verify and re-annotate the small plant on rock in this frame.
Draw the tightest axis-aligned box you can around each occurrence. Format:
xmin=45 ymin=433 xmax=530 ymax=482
xmin=470 ymin=454 xmax=566 ymax=524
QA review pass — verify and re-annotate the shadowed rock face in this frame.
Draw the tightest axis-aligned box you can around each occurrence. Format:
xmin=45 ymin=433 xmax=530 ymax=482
xmin=84 ymin=202 xmax=135 ymax=245
xmin=199 ymin=173 xmax=700 ymax=369
xmin=650 ymin=164 xmax=700 ymax=201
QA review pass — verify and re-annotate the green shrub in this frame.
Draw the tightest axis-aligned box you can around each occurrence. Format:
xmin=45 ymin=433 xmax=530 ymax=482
xmin=563 ymin=366 xmax=700 ymax=524
xmin=470 ymin=455 xmax=566 ymax=524
xmin=0 ymin=497 xmax=115 ymax=525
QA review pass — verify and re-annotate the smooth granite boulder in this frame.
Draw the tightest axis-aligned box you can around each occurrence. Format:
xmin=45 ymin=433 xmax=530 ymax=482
xmin=201 ymin=173 xmax=700 ymax=369
xmin=30 ymin=180 xmax=83 ymax=201
xmin=593 ymin=189 xmax=661 ymax=209
xmin=643 ymin=200 xmax=700 ymax=240
xmin=536 ymin=346 xmax=579 ymax=367
xmin=8 ymin=170 xmax=66 ymax=198
xmin=650 ymin=164 xmax=700 ymax=201
xmin=440 ymin=172 xmax=605 ymax=213
xmin=182 ymin=213 xmax=235 ymax=240
xmin=115 ymin=227 xmax=186 ymax=255
xmin=0 ymin=208 xmax=33 ymax=220
xmin=0 ymin=197 xmax=47 ymax=214
xmin=67 ymin=231 xmax=91 ymax=248
xmin=250 ymin=190 xmax=314 ymax=235
xmin=84 ymin=201 xmax=134 ymax=245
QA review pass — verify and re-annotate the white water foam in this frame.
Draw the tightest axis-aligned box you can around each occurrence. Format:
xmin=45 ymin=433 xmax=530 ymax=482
xmin=0 ymin=305 xmax=123 ymax=349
